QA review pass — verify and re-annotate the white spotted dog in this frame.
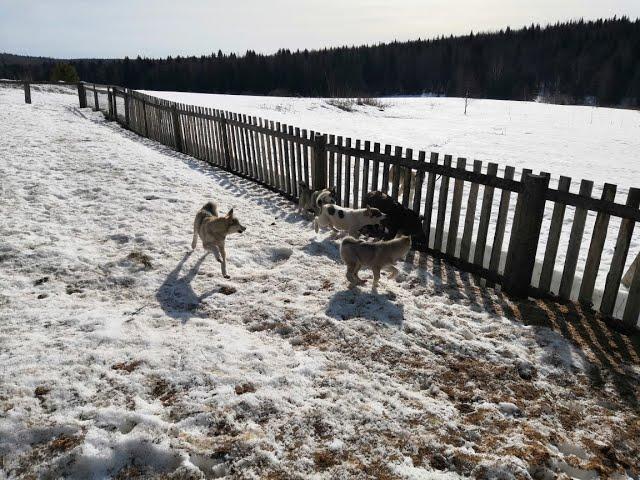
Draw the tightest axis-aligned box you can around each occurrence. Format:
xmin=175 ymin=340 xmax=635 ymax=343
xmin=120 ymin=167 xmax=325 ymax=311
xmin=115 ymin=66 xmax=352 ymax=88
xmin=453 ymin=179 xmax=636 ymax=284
xmin=314 ymin=204 xmax=386 ymax=238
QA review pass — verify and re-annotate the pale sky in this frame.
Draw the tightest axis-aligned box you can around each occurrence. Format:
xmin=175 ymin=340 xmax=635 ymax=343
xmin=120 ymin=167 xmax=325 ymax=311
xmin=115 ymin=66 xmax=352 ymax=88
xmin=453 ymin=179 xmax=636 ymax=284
xmin=1 ymin=0 xmax=639 ymax=59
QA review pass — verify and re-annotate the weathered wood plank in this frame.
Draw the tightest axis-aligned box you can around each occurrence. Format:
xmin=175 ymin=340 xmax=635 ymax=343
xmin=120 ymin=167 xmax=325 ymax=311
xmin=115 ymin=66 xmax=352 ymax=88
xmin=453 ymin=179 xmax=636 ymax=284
xmin=433 ymin=155 xmax=453 ymax=252
xmin=353 ymin=140 xmax=361 ymax=209
xmin=446 ymin=157 xmax=466 ymax=256
xmin=302 ymin=129 xmax=310 ymax=185
xmin=381 ymin=145 xmax=392 ymax=194
xmin=600 ymin=188 xmax=640 ymax=316
xmin=295 ymin=127 xmax=303 ymax=192
xmin=559 ymin=180 xmax=594 ymax=300
xmin=288 ymin=125 xmax=297 ymax=197
xmin=460 ymin=160 xmax=483 ymax=262
xmin=335 ymin=136 xmax=343 ymax=205
xmin=327 ymin=134 xmax=336 ymax=190
xmin=473 ymin=163 xmax=499 ymax=267
xmin=411 ymin=151 xmax=426 ymax=214
xmin=391 ymin=146 xmax=403 ymax=201
xmin=422 ymin=152 xmax=439 ymax=247
xmin=371 ymin=142 xmax=381 ymax=192
xmin=487 ymin=165 xmax=515 ymax=276
xmin=538 ymin=176 xmax=572 ymax=293
xmin=579 ymin=183 xmax=617 ymax=305
xmin=344 ymin=138 xmax=352 ymax=208
xmin=362 ymin=141 xmax=371 ymax=206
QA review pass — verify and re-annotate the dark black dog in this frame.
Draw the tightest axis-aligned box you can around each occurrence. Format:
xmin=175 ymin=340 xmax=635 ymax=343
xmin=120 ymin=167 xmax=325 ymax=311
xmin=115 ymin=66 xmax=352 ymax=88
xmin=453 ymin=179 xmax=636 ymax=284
xmin=363 ymin=191 xmax=425 ymax=244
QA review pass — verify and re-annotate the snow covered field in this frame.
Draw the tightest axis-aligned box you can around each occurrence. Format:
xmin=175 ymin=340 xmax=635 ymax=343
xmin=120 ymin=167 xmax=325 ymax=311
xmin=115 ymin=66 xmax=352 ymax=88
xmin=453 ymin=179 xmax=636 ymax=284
xmin=145 ymin=90 xmax=640 ymax=318
xmin=1 ymin=86 xmax=640 ymax=479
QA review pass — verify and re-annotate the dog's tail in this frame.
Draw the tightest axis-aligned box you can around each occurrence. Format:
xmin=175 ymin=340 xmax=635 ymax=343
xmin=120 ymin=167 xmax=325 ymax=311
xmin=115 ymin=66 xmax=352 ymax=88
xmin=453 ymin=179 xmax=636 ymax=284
xmin=202 ymin=201 xmax=218 ymax=217
xmin=192 ymin=202 xmax=218 ymax=249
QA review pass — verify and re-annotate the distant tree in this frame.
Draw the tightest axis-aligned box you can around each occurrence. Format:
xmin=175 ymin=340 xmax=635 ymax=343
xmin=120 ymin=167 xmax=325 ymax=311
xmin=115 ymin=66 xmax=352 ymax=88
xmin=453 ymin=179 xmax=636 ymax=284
xmin=50 ymin=63 xmax=80 ymax=82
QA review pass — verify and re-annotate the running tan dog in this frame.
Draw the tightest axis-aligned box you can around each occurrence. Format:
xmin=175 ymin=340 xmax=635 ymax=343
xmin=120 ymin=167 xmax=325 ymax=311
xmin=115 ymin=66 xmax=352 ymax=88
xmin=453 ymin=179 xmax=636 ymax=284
xmin=340 ymin=235 xmax=411 ymax=288
xmin=191 ymin=201 xmax=246 ymax=278
xmin=314 ymin=204 xmax=385 ymax=237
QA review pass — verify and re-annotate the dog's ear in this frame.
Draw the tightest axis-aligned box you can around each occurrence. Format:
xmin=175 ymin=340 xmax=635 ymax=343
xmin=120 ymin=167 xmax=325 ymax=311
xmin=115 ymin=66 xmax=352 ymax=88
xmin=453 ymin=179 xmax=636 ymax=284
xmin=330 ymin=187 xmax=336 ymax=195
xmin=226 ymin=208 xmax=234 ymax=218
xmin=365 ymin=205 xmax=371 ymax=216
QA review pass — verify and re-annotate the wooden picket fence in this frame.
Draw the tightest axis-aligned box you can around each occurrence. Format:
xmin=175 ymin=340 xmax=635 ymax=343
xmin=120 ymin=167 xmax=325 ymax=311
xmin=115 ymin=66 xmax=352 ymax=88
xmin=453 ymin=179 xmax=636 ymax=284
xmin=6 ymin=80 xmax=640 ymax=330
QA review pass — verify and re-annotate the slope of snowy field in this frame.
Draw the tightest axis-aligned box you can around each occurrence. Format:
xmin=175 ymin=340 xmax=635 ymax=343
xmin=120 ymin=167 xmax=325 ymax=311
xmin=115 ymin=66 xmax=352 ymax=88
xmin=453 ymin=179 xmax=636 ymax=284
xmin=1 ymin=86 xmax=639 ymax=479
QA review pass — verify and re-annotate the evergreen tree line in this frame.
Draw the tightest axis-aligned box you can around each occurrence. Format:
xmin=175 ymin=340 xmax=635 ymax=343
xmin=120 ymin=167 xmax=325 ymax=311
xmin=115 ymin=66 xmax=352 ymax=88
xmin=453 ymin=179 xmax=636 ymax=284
xmin=1 ymin=17 xmax=639 ymax=106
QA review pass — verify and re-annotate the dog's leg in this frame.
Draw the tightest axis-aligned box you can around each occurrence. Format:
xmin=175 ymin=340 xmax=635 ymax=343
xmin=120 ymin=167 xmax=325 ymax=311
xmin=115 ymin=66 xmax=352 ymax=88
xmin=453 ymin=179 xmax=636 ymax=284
xmin=191 ymin=219 xmax=200 ymax=250
xmin=372 ymin=266 xmax=381 ymax=288
xmin=211 ymin=246 xmax=222 ymax=263
xmin=353 ymin=263 xmax=366 ymax=285
xmin=314 ymin=217 xmax=319 ymax=233
xmin=219 ymin=244 xmax=230 ymax=279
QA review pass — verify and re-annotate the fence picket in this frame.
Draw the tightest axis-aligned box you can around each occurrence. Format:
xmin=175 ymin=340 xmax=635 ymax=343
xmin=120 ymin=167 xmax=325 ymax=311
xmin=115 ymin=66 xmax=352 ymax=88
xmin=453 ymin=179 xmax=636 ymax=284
xmin=460 ymin=160 xmax=483 ymax=262
xmin=353 ymin=140 xmax=361 ymax=209
xmin=600 ymin=188 xmax=640 ymax=316
xmin=578 ymin=183 xmax=617 ymax=305
xmin=473 ymin=163 xmax=499 ymax=267
xmin=344 ymin=138 xmax=352 ymax=207
xmin=371 ymin=142 xmax=381 ymax=192
xmin=434 ymin=154 xmax=453 ymax=252
xmin=362 ymin=141 xmax=371 ymax=206
xmin=446 ymin=157 xmax=466 ymax=256
xmin=422 ymin=152 xmax=439 ymax=248
xmin=411 ymin=151 xmax=426 ymax=215
xmin=559 ymin=180 xmax=594 ymax=300
xmin=488 ymin=165 xmax=515 ymax=275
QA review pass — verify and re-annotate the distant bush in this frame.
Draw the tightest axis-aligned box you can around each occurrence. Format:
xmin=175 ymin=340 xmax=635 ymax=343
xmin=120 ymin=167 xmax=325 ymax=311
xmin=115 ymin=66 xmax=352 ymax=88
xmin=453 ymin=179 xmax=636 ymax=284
xmin=357 ymin=97 xmax=387 ymax=110
xmin=326 ymin=98 xmax=356 ymax=112
xmin=50 ymin=63 xmax=79 ymax=83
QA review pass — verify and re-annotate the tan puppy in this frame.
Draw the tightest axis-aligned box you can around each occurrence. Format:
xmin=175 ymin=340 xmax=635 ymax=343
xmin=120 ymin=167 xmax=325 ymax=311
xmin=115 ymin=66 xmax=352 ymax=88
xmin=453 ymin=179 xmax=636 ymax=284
xmin=191 ymin=201 xmax=246 ymax=278
xmin=340 ymin=235 xmax=411 ymax=288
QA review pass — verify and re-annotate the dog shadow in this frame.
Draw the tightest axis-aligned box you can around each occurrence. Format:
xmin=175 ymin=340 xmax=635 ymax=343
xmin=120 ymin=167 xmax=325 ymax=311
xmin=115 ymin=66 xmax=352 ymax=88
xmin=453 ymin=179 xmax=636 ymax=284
xmin=156 ymin=251 xmax=218 ymax=323
xmin=301 ymin=235 xmax=342 ymax=262
xmin=326 ymin=288 xmax=405 ymax=326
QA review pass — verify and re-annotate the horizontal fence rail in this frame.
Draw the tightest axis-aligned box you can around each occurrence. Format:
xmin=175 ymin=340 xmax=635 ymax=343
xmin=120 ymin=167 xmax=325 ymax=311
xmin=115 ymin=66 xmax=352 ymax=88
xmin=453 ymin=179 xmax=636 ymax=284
xmin=6 ymin=79 xmax=639 ymax=330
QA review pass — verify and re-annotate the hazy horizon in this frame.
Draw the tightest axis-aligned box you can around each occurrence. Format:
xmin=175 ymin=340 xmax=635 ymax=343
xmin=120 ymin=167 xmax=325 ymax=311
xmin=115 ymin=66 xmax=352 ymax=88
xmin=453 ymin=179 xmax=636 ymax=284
xmin=1 ymin=0 xmax=640 ymax=59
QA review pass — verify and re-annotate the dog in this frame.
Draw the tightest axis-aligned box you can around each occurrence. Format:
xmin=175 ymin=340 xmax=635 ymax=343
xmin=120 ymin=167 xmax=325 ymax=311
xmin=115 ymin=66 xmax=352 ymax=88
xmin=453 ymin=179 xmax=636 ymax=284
xmin=340 ymin=235 xmax=411 ymax=288
xmin=314 ymin=204 xmax=385 ymax=237
xmin=363 ymin=191 xmax=424 ymax=242
xmin=298 ymin=181 xmax=336 ymax=216
xmin=388 ymin=165 xmax=417 ymax=204
xmin=191 ymin=201 xmax=246 ymax=278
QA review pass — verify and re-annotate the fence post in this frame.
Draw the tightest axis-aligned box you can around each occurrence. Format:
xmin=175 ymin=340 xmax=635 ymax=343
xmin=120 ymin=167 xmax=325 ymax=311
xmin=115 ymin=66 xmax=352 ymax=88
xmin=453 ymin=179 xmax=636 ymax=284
xmin=503 ymin=172 xmax=549 ymax=297
xmin=124 ymin=89 xmax=130 ymax=127
xmin=93 ymin=85 xmax=99 ymax=111
xmin=23 ymin=81 xmax=31 ymax=104
xmin=312 ymin=133 xmax=328 ymax=190
xmin=107 ymin=87 xmax=114 ymax=120
xmin=77 ymin=83 xmax=87 ymax=108
xmin=220 ymin=113 xmax=231 ymax=168
xmin=171 ymin=104 xmax=183 ymax=153
xmin=112 ymin=87 xmax=118 ymax=121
